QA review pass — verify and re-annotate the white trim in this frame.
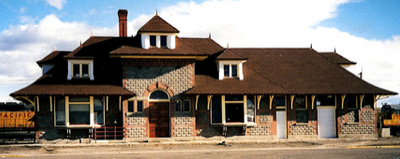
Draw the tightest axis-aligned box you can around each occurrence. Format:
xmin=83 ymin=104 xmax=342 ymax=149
xmin=311 ymin=95 xmax=315 ymax=110
xmin=290 ymin=95 xmax=295 ymax=110
xmin=218 ymin=61 xmax=245 ymax=80
xmin=269 ymin=95 xmax=274 ymax=109
xmin=195 ymin=95 xmax=200 ymax=111
xmin=67 ymin=60 xmax=94 ymax=80
xmin=119 ymin=96 xmax=122 ymax=111
xmin=141 ymin=33 xmax=177 ymax=49
xmin=207 ymin=95 xmax=212 ymax=110
xmin=341 ymin=95 xmax=346 ymax=109
xmin=36 ymin=96 xmax=40 ymax=112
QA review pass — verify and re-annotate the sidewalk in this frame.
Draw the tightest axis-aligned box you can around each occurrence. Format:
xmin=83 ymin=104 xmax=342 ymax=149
xmin=1 ymin=137 xmax=399 ymax=149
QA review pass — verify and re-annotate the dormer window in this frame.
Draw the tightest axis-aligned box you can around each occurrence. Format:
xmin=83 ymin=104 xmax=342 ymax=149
xmin=218 ymin=61 xmax=244 ymax=80
xmin=68 ymin=60 xmax=94 ymax=80
xmin=224 ymin=64 xmax=238 ymax=78
xmin=150 ymin=35 xmax=156 ymax=47
xmin=141 ymin=34 xmax=176 ymax=49
xmin=73 ymin=64 xmax=89 ymax=78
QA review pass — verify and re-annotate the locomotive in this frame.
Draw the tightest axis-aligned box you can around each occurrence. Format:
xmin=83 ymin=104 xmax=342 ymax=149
xmin=381 ymin=104 xmax=400 ymax=136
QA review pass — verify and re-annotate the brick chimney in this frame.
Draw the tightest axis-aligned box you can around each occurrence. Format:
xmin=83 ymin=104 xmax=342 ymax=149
xmin=118 ymin=9 xmax=128 ymax=37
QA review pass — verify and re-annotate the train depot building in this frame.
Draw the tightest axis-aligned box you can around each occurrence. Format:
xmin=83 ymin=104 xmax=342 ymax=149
xmin=10 ymin=9 xmax=397 ymax=141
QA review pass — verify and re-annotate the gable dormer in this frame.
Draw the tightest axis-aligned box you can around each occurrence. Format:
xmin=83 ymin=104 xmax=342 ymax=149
xmin=137 ymin=14 xmax=180 ymax=49
xmin=216 ymin=49 xmax=248 ymax=80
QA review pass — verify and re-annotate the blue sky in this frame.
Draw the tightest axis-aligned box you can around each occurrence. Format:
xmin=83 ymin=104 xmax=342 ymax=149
xmin=0 ymin=0 xmax=399 ymax=105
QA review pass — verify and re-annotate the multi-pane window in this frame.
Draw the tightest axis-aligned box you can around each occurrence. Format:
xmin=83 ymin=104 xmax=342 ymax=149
xmin=69 ymin=97 xmax=90 ymax=125
xmin=128 ymin=100 xmax=143 ymax=112
xmin=175 ymin=99 xmax=191 ymax=112
xmin=223 ymin=64 xmax=238 ymax=78
xmin=72 ymin=64 xmax=89 ymax=78
xmin=212 ymin=95 xmax=255 ymax=124
xmin=55 ymin=96 xmax=104 ymax=126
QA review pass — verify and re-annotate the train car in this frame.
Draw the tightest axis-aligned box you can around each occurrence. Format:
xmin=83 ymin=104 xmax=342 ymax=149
xmin=0 ymin=102 xmax=35 ymax=144
xmin=381 ymin=104 xmax=400 ymax=127
xmin=0 ymin=102 xmax=35 ymax=128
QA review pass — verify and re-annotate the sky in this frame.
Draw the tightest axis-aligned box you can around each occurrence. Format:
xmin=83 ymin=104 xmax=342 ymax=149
xmin=0 ymin=0 xmax=399 ymax=106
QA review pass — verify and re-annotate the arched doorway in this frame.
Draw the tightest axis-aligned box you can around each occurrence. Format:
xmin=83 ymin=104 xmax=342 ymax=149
xmin=148 ymin=90 xmax=170 ymax=138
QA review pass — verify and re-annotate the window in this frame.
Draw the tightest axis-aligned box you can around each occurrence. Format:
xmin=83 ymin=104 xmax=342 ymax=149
xmin=128 ymin=101 xmax=134 ymax=112
xmin=149 ymin=90 xmax=169 ymax=100
xmin=69 ymin=97 xmax=90 ymax=125
xmin=55 ymin=97 xmax=65 ymax=125
xmin=295 ymin=96 xmax=308 ymax=123
xmin=183 ymin=99 xmax=191 ymax=112
xmin=137 ymin=101 xmax=143 ymax=112
xmin=72 ymin=64 xmax=89 ymax=78
xmin=212 ymin=95 xmax=255 ymax=125
xmin=316 ymin=95 xmax=335 ymax=106
xmin=344 ymin=95 xmax=357 ymax=109
xmin=160 ymin=36 xmax=167 ymax=47
xmin=68 ymin=60 xmax=93 ymax=80
xmin=94 ymin=97 xmax=103 ymax=125
xmin=150 ymin=35 xmax=156 ymax=46
xmin=55 ymin=96 xmax=104 ymax=127
xmin=128 ymin=100 xmax=143 ymax=112
xmin=223 ymin=64 xmax=238 ymax=78
xmin=275 ymin=96 xmax=286 ymax=107
xmin=175 ymin=100 xmax=182 ymax=111
xmin=344 ymin=95 xmax=358 ymax=122
xmin=212 ymin=96 xmax=222 ymax=123
xmin=247 ymin=97 xmax=255 ymax=122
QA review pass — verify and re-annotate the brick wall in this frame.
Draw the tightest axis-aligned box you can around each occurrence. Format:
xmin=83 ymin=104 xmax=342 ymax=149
xmin=122 ymin=59 xmax=195 ymax=96
xmin=122 ymin=59 xmax=196 ymax=139
xmin=338 ymin=108 xmax=377 ymax=135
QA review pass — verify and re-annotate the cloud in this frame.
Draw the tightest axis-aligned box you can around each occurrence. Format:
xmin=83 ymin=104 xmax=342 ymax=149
xmin=43 ymin=0 xmax=67 ymax=10
xmin=1 ymin=0 xmax=399 ymax=105
xmin=0 ymin=14 xmax=116 ymax=102
xmin=154 ymin=0 xmax=400 ymax=105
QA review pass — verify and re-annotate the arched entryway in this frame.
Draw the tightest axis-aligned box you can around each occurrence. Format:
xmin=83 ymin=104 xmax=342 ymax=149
xmin=148 ymin=90 xmax=170 ymax=138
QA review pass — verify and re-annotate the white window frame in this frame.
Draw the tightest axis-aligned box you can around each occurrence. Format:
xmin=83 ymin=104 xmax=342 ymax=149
xmin=218 ymin=61 xmax=244 ymax=80
xmin=141 ymin=33 xmax=176 ymax=49
xmin=67 ymin=60 xmax=94 ymax=80
xmin=54 ymin=96 xmax=105 ymax=128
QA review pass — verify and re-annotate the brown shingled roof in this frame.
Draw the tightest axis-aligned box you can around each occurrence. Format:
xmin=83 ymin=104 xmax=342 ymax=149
xmin=216 ymin=49 xmax=248 ymax=60
xmin=37 ymin=51 xmax=70 ymax=66
xmin=11 ymin=85 xmax=133 ymax=96
xmin=110 ymin=37 xmax=223 ymax=56
xmin=137 ymin=15 xmax=179 ymax=33
xmin=320 ymin=52 xmax=356 ymax=65
xmin=187 ymin=48 xmax=396 ymax=95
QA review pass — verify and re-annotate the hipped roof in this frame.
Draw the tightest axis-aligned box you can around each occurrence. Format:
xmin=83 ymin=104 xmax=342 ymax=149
xmin=186 ymin=48 xmax=397 ymax=95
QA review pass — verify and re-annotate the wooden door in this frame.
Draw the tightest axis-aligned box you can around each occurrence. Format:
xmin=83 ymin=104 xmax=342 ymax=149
xmin=149 ymin=102 xmax=169 ymax=137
